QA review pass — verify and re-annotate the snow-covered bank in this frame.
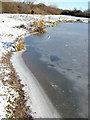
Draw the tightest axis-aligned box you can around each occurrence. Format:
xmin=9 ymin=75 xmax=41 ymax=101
xmin=1 ymin=14 xmax=88 ymax=23
xmin=11 ymin=51 xmax=61 ymax=118
xmin=0 ymin=14 xmax=88 ymax=119
xmin=0 ymin=14 xmax=30 ymax=118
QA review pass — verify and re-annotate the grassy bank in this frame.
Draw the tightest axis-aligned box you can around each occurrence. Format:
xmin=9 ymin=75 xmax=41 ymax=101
xmin=0 ymin=19 xmax=47 ymax=119
xmin=0 ymin=53 xmax=33 ymax=119
xmin=0 ymin=32 xmax=33 ymax=118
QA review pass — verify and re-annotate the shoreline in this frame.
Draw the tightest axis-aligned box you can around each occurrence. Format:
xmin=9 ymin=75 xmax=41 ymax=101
xmin=0 ymin=14 xmax=88 ymax=119
xmin=11 ymin=51 xmax=61 ymax=118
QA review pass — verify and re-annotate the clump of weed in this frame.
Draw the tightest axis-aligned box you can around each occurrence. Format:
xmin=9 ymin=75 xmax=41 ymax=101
xmin=16 ymin=24 xmax=26 ymax=29
xmin=33 ymin=20 xmax=46 ymax=33
xmin=76 ymin=19 xmax=83 ymax=23
xmin=14 ymin=38 xmax=25 ymax=52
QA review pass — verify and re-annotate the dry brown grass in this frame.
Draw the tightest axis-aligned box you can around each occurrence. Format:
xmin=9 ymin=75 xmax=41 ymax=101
xmin=14 ymin=38 xmax=25 ymax=52
xmin=0 ymin=53 xmax=33 ymax=119
xmin=33 ymin=20 xmax=46 ymax=33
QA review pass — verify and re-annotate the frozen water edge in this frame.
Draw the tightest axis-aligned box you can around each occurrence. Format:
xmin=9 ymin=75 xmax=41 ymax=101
xmin=0 ymin=14 xmax=88 ymax=118
xmin=11 ymin=51 xmax=61 ymax=118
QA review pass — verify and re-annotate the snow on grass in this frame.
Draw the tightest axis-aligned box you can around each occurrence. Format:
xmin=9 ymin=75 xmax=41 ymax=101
xmin=0 ymin=14 xmax=29 ymax=119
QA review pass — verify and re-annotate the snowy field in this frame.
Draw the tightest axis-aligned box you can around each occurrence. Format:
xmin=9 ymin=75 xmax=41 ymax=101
xmin=0 ymin=14 xmax=88 ymax=119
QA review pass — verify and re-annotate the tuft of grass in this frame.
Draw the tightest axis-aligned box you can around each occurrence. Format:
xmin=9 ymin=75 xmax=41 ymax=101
xmin=33 ymin=20 xmax=46 ymax=33
xmin=67 ymin=20 xmax=75 ymax=23
xmin=14 ymin=38 xmax=25 ymax=52
xmin=16 ymin=24 xmax=26 ymax=29
xmin=58 ymin=20 xmax=62 ymax=23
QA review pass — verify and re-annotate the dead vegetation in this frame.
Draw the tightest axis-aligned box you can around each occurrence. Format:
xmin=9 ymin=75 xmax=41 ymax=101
xmin=2 ymin=2 xmax=61 ymax=15
xmin=0 ymin=53 xmax=33 ymax=119
xmin=16 ymin=24 xmax=27 ymax=29
xmin=14 ymin=38 xmax=25 ymax=52
xmin=0 ymin=33 xmax=33 ymax=118
xmin=33 ymin=20 xmax=46 ymax=33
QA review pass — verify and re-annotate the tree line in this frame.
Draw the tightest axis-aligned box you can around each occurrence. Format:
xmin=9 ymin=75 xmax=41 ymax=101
xmin=2 ymin=2 xmax=89 ymax=18
xmin=61 ymin=9 xmax=89 ymax=18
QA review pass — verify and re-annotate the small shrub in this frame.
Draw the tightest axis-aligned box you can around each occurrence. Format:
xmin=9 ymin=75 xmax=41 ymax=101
xmin=76 ymin=19 xmax=83 ymax=23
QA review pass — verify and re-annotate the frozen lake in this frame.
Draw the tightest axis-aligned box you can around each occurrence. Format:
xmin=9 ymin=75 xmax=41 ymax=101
xmin=23 ymin=23 xmax=88 ymax=118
